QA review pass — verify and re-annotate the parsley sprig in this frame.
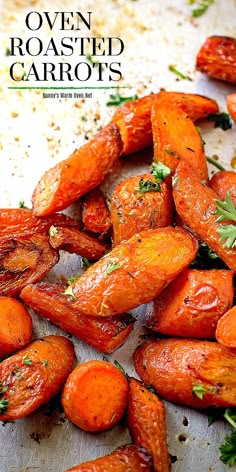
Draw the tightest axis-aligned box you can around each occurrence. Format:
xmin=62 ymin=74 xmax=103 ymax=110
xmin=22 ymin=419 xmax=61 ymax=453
xmin=0 ymin=398 xmax=8 ymax=413
xmin=135 ymin=162 xmax=171 ymax=194
xmin=208 ymin=112 xmax=232 ymax=131
xmin=215 ymin=193 xmax=236 ymax=249
xmin=106 ymin=90 xmax=138 ymax=107
xmin=191 ymin=0 xmax=215 ymax=17
xmin=219 ymin=408 xmax=236 ymax=466
xmin=106 ymin=262 xmax=121 ymax=274
xmin=192 ymin=383 xmax=208 ymax=399
xmin=168 ymin=64 xmax=192 ymax=81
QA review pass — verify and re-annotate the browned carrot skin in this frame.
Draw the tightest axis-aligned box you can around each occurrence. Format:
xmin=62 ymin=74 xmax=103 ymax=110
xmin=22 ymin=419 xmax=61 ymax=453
xmin=82 ymin=188 xmax=112 ymax=234
xmin=65 ymin=444 xmax=153 ymax=472
xmin=0 ymin=335 xmax=75 ymax=421
xmin=20 ymin=283 xmax=134 ymax=354
xmin=0 ymin=233 xmax=59 ymax=297
xmin=32 ymin=124 xmax=123 ymax=216
xmin=196 ymin=36 xmax=236 ymax=84
xmin=227 ymin=93 xmax=236 ymax=122
xmin=0 ymin=208 xmax=80 ymax=239
xmin=111 ymin=173 xmax=173 ymax=246
xmin=209 ymin=171 xmax=236 ymax=206
xmin=146 ymin=269 xmax=234 ymax=338
xmin=49 ymin=226 xmax=106 ymax=261
xmin=157 ymin=90 xmax=219 ymax=121
xmin=152 ymin=104 xmax=208 ymax=181
xmin=62 ymin=360 xmax=128 ymax=432
xmin=173 ymin=161 xmax=236 ymax=272
xmin=216 ymin=306 xmax=236 ymax=348
xmin=70 ymin=227 xmax=198 ymax=317
xmin=134 ymin=338 xmax=236 ymax=409
xmin=128 ymin=377 xmax=171 ymax=472
xmin=0 ymin=297 xmax=33 ymax=359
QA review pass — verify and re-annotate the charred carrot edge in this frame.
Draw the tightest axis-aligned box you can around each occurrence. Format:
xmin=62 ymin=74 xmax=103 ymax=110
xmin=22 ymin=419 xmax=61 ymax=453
xmin=0 ymin=297 xmax=33 ymax=359
xmin=196 ymin=35 xmax=236 ymax=84
xmin=151 ymin=104 xmax=208 ymax=180
xmin=216 ymin=305 xmax=236 ymax=348
xmin=227 ymin=93 xmax=236 ymax=122
xmin=65 ymin=444 xmax=153 ymax=471
xmin=133 ymin=338 xmax=236 ymax=409
xmin=32 ymin=123 xmax=123 ymax=216
xmin=61 ymin=360 xmax=128 ymax=432
xmin=0 ymin=335 xmax=75 ymax=421
xmin=49 ymin=226 xmax=107 ymax=261
xmin=128 ymin=377 xmax=171 ymax=471
xmin=82 ymin=188 xmax=112 ymax=234
xmin=20 ymin=282 xmax=134 ymax=354
xmin=145 ymin=269 xmax=234 ymax=339
xmin=173 ymin=161 xmax=236 ymax=272
xmin=209 ymin=171 xmax=236 ymax=206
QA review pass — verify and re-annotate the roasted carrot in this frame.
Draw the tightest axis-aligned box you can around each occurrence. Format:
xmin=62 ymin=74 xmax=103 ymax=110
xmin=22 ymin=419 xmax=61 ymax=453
xmin=111 ymin=91 xmax=219 ymax=156
xmin=111 ymin=172 xmax=173 ymax=246
xmin=82 ymin=188 xmax=112 ymax=234
xmin=0 ymin=335 xmax=75 ymax=420
xmin=65 ymin=444 xmax=153 ymax=472
xmin=0 ymin=297 xmax=33 ymax=359
xmin=69 ymin=226 xmax=198 ymax=317
xmin=151 ymin=104 xmax=208 ymax=180
xmin=173 ymin=161 xmax=236 ymax=272
xmin=146 ymin=269 xmax=234 ymax=338
xmin=227 ymin=93 xmax=236 ymax=122
xmin=49 ymin=226 xmax=106 ymax=261
xmin=134 ymin=338 xmax=236 ymax=409
xmin=20 ymin=282 xmax=134 ymax=354
xmin=0 ymin=233 xmax=59 ymax=297
xmin=61 ymin=360 xmax=128 ymax=432
xmin=32 ymin=124 xmax=123 ymax=216
xmin=128 ymin=377 xmax=171 ymax=472
xmin=196 ymin=35 xmax=236 ymax=84
xmin=209 ymin=171 xmax=236 ymax=206
xmin=216 ymin=306 xmax=236 ymax=348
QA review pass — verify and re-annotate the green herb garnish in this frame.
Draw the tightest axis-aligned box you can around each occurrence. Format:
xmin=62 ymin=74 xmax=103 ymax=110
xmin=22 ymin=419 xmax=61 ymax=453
xmin=42 ymin=360 xmax=48 ymax=367
xmin=192 ymin=383 xmax=208 ymax=399
xmin=0 ymin=386 xmax=8 ymax=395
xmin=82 ymin=257 xmax=94 ymax=269
xmin=191 ymin=0 xmax=215 ymax=17
xmin=164 ymin=149 xmax=180 ymax=159
xmin=208 ymin=112 xmax=232 ymax=131
xmin=135 ymin=177 xmax=160 ymax=194
xmin=22 ymin=355 xmax=32 ymax=366
xmin=0 ymin=398 xmax=8 ymax=413
xmin=217 ymin=225 xmax=236 ymax=249
xmin=19 ymin=201 xmax=28 ymax=209
xmin=64 ymin=285 xmax=76 ymax=299
xmin=168 ymin=64 xmax=192 ymax=81
xmin=206 ymin=156 xmax=226 ymax=171
xmin=219 ymin=430 xmax=236 ymax=466
xmin=49 ymin=225 xmax=58 ymax=237
xmin=106 ymin=262 xmax=121 ymax=274
xmin=5 ymin=47 xmax=11 ymax=56
xmin=214 ymin=193 xmax=236 ymax=249
xmin=106 ymin=90 xmax=138 ymax=107
xmin=114 ymin=360 xmax=127 ymax=377
xmin=152 ymin=161 xmax=171 ymax=182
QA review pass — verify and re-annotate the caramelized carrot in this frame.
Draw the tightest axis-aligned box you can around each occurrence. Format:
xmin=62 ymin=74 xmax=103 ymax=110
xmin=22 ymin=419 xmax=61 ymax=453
xmin=227 ymin=93 xmax=236 ymax=122
xmin=32 ymin=124 xmax=123 ymax=216
xmin=173 ymin=161 xmax=236 ymax=272
xmin=0 ymin=297 xmax=32 ymax=359
xmin=61 ymin=360 xmax=128 ymax=432
xmin=65 ymin=444 xmax=153 ymax=472
xmin=146 ymin=269 xmax=234 ymax=338
xmin=157 ymin=90 xmax=219 ymax=121
xmin=70 ymin=226 xmax=198 ymax=317
xmin=111 ymin=173 xmax=173 ymax=246
xmin=0 ymin=335 xmax=75 ymax=420
xmin=20 ymin=282 xmax=134 ymax=354
xmin=209 ymin=171 xmax=236 ymax=206
xmin=49 ymin=226 xmax=106 ymax=261
xmin=134 ymin=338 xmax=236 ymax=409
xmin=82 ymin=188 xmax=112 ymax=234
xmin=0 ymin=233 xmax=59 ymax=297
xmin=128 ymin=377 xmax=171 ymax=472
xmin=196 ymin=35 xmax=236 ymax=84
xmin=216 ymin=306 xmax=236 ymax=348
xmin=151 ymin=104 xmax=208 ymax=180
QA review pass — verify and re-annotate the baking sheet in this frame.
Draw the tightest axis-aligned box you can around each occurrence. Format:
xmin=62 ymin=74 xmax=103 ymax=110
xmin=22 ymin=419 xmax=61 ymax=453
xmin=1 ymin=0 xmax=236 ymax=470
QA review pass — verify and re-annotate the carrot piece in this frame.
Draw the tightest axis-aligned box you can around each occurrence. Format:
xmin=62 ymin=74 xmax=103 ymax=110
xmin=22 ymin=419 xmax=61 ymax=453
xmin=0 ymin=335 xmax=75 ymax=420
xmin=82 ymin=188 xmax=112 ymax=234
xmin=0 ymin=297 xmax=33 ymax=359
xmin=173 ymin=160 xmax=236 ymax=272
xmin=209 ymin=171 xmax=236 ymax=206
xmin=70 ymin=226 xmax=198 ymax=317
xmin=133 ymin=338 xmax=236 ymax=409
xmin=151 ymin=104 xmax=208 ymax=180
xmin=0 ymin=233 xmax=59 ymax=297
xmin=146 ymin=269 xmax=234 ymax=338
xmin=0 ymin=208 xmax=80 ymax=239
xmin=20 ymin=282 xmax=134 ymax=354
xmin=157 ymin=90 xmax=219 ymax=121
xmin=227 ymin=93 xmax=236 ymax=122
xmin=61 ymin=360 xmax=128 ymax=432
xmin=196 ymin=35 xmax=236 ymax=84
xmin=111 ymin=173 xmax=173 ymax=246
xmin=216 ymin=306 xmax=236 ymax=348
xmin=49 ymin=226 xmax=106 ymax=261
xmin=65 ymin=444 xmax=153 ymax=472
xmin=128 ymin=377 xmax=171 ymax=472
xmin=32 ymin=124 xmax=123 ymax=216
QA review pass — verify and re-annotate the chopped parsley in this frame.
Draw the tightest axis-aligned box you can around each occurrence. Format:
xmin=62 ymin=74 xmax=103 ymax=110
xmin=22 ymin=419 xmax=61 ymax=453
xmin=219 ymin=430 xmax=236 ymax=466
xmin=208 ymin=112 xmax=232 ymax=131
xmin=81 ymin=257 xmax=94 ymax=269
xmin=152 ymin=161 xmax=171 ymax=182
xmin=191 ymin=0 xmax=215 ymax=17
xmin=135 ymin=177 xmax=161 ymax=194
xmin=49 ymin=225 xmax=58 ymax=237
xmin=106 ymin=262 xmax=121 ymax=274
xmin=206 ymin=155 xmax=226 ymax=172
xmin=22 ymin=355 xmax=33 ymax=366
xmin=192 ymin=383 xmax=208 ymax=399
xmin=0 ymin=398 xmax=8 ymax=414
xmin=19 ymin=201 xmax=28 ymax=209
xmin=0 ymin=386 xmax=8 ymax=395
xmin=106 ymin=90 xmax=138 ymax=107
xmin=42 ymin=360 xmax=48 ymax=367
xmin=215 ymin=193 xmax=236 ymax=249
xmin=86 ymin=53 xmax=102 ymax=68
xmin=164 ymin=149 xmax=180 ymax=159
xmin=168 ymin=64 xmax=192 ymax=81
xmin=64 ymin=285 xmax=76 ymax=299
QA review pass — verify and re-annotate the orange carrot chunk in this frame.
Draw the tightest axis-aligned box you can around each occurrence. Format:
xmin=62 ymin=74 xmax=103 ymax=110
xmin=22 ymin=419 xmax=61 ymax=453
xmin=196 ymin=35 xmax=236 ymax=84
xmin=82 ymin=188 xmax=112 ymax=234
xmin=61 ymin=360 xmax=128 ymax=432
xmin=227 ymin=93 xmax=236 ymax=122
xmin=49 ymin=226 xmax=106 ymax=261
xmin=216 ymin=305 xmax=236 ymax=348
xmin=157 ymin=90 xmax=219 ymax=121
xmin=209 ymin=171 xmax=236 ymax=206
xmin=128 ymin=377 xmax=171 ymax=472
xmin=0 ymin=297 xmax=33 ymax=359
xmin=32 ymin=124 xmax=123 ymax=216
